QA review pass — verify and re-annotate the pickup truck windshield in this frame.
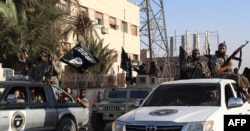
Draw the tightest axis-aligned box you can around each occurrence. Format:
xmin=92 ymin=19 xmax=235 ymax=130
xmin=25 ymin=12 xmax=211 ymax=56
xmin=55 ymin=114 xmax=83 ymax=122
xmin=143 ymin=83 xmax=220 ymax=106
xmin=130 ymin=91 xmax=149 ymax=98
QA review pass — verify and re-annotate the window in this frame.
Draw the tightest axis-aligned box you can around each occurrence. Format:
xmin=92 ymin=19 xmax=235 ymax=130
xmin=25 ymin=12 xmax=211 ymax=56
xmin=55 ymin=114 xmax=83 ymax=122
xmin=225 ymin=84 xmax=234 ymax=105
xmin=109 ymin=17 xmax=117 ymax=30
xmin=130 ymin=90 xmax=150 ymax=98
xmin=108 ymin=90 xmax=127 ymax=98
xmin=131 ymin=25 xmax=137 ymax=36
xmin=53 ymin=86 xmax=75 ymax=103
xmin=29 ymin=87 xmax=46 ymax=102
xmin=121 ymin=21 xmax=128 ymax=33
xmin=95 ymin=12 xmax=103 ymax=25
xmin=143 ymin=84 xmax=220 ymax=106
xmin=132 ymin=54 xmax=138 ymax=61
xmin=8 ymin=87 xmax=27 ymax=103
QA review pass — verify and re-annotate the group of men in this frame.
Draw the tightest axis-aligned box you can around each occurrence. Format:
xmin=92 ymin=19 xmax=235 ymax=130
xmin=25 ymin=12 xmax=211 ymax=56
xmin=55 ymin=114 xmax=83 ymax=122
xmin=181 ymin=42 xmax=250 ymax=100
xmin=21 ymin=51 xmax=62 ymax=86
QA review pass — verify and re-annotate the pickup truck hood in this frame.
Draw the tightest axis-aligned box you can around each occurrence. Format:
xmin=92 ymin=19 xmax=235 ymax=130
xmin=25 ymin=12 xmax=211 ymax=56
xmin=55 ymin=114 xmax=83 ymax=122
xmin=118 ymin=106 xmax=219 ymax=122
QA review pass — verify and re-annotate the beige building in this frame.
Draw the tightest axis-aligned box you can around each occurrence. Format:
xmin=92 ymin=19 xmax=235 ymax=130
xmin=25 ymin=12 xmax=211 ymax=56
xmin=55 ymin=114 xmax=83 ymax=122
xmin=59 ymin=0 xmax=140 ymax=76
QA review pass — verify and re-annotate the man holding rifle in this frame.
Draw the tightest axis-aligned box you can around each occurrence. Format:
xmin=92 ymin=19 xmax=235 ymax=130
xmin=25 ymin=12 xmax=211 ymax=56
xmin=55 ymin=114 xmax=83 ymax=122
xmin=210 ymin=43 xmax=233 ymax=78
xmin=210 ymin=42 xmax=250 ymax=101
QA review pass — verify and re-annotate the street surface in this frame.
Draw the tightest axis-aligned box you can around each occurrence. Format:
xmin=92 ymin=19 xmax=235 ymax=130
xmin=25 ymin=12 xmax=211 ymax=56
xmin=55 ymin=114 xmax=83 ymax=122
xmin=86 ymin=122 xmax=112 ymax=131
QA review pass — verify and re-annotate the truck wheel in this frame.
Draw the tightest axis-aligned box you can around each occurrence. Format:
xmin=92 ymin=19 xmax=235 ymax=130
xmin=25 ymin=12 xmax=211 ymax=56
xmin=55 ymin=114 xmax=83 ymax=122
xmin=91 ymin=112 xmax=106 ymax=131
xmin=56 ymin=118 xmax=76 ymax=131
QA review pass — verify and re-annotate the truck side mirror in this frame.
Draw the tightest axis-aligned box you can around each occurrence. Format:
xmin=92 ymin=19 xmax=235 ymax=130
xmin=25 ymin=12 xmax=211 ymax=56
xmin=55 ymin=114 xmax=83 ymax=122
xmin=134 ymin=99 xmax=143 ymax=107
xmin=227 ymin=97 xmax=243 ymax=108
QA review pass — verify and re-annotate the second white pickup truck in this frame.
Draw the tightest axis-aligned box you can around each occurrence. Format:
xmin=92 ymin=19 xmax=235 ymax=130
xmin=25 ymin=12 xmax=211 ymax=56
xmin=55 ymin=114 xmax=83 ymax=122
xmin=112 ymin=78 xmax=250 ymax=131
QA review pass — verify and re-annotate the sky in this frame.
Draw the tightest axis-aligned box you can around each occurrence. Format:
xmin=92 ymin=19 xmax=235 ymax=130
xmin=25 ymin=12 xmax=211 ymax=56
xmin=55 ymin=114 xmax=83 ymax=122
xmin=131 ymin=0 xmax=250 ymax=73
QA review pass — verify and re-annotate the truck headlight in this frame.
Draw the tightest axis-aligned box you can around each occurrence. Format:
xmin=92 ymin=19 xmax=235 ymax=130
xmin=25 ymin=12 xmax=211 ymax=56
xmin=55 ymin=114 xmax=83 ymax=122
xmin=185 ymin=121 xmax=213 ymax=131
xmin=112 ymin=121 xmax=125 ymax=131
xmin=120 ymin=106 xmax=126 ymax=111
xmin=98 ymin=106 xmax=104 ymax=111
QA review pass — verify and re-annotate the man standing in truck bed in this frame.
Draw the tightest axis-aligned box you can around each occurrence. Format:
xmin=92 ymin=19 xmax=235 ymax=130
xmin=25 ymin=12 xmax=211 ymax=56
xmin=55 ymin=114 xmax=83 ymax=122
xmin=210 ymin=42 xmax=250 ymax=99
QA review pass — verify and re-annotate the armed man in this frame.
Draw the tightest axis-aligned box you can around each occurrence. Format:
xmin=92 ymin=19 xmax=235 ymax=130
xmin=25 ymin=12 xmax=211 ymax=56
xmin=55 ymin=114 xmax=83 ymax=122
xmin=210 ymin=43 xmax=232 ymax=78
xmin=45 ymin=53 xmax=62 ymax=86
xmin=181 ymin=48 xmax=211 ymax=79
xmin=210 ymin=42 xmax=250 ymax=99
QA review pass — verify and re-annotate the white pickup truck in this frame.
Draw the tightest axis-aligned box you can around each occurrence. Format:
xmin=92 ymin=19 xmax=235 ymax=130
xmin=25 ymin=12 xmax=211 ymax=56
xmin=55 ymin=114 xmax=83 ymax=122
xmin=112 ymin=78 xmax=250 ymax=131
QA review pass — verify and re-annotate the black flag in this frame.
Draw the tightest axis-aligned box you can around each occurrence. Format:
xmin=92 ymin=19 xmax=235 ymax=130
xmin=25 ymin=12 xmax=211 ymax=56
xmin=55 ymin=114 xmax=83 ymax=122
xmin=120 ymin=47 xmax=129 ymax=71
xmin=126 ymin=57 xmax=132 ymax=82
xmin=179 ymin=46 xmax=187 ymax=79
xmin=120 ymin=47 xmax=132 ymax=82
xmin=60 ymin=42 xmax=98 ymax=73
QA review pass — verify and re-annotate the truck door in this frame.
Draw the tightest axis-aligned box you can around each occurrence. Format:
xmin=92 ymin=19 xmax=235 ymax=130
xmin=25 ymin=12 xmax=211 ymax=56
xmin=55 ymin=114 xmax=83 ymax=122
xmin=0 ymin=86 xmax=29 ymax=131
xmin=231 ymin=83 xmax=250 ymax=115
xmin=224 ymin=83 xmax=248 ymax=115
xmin=27 ymin=86 xmax=57 ymax=130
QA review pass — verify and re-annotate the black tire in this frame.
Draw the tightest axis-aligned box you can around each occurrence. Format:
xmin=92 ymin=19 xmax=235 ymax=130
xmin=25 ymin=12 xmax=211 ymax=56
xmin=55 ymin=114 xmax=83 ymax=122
xmin=56 ymin=117 xmax=76 ymax=131
xmin=90 ymin=112 xmax=106 ymax=131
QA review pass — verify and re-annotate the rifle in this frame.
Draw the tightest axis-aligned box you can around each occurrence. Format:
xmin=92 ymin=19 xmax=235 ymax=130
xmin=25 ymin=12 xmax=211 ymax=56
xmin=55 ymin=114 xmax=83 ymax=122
xmin=179 ymin=46 xmax=192 ymax=79
xmin=205 ymin=43 xmax=212 ymax=75
xmin=222 ymin=41 xmax=249 ymax=69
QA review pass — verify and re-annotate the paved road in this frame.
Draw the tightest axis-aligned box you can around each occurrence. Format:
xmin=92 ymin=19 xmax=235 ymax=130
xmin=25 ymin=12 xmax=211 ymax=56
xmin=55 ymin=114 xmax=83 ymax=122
xmin=86 ymin=122 xmax=112 ymax=131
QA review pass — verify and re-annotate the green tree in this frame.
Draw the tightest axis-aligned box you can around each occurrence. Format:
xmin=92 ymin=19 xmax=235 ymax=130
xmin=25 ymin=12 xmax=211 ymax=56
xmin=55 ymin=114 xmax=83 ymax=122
xmin=62 ymin=4 xmax=116 ymax=75
xmin=0 ymin=0 xmax=23 ymax=67
xmin=87 ymin=36 xmax=117 ymax=75
xmin=0 ymin=0 xmax=67 ymax=69
xmin=63 ymin=10 xmax=93 ymax=43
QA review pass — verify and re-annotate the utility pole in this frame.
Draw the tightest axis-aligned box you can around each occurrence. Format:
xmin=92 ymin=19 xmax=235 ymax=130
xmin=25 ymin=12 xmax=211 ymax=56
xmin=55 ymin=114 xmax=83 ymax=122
xmin=138 ymin=0 xmax=172 ymax=80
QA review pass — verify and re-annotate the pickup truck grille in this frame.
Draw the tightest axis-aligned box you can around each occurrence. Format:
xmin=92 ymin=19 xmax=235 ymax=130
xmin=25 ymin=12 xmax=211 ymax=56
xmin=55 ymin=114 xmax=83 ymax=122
xmin=104 ymin=105 xmax=122 ymax=111
xmin=126 ymin=125 xmax=182 ymax=131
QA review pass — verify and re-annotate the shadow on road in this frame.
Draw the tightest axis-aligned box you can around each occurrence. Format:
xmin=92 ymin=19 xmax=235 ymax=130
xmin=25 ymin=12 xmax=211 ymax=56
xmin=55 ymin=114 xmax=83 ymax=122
xmin=85 ymin=122 xmax=112 ymax=131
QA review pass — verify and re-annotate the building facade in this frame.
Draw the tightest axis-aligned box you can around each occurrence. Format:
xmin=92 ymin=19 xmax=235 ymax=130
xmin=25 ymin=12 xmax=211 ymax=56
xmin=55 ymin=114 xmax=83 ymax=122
xmin=60 ymin=0 xmax=140 ymax=75
xmin=58 ymin=0 xmax=140 ymax=88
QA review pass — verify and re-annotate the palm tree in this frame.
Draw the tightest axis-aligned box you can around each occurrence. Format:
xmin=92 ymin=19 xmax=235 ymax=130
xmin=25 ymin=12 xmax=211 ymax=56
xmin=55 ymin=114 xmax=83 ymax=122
xmin=87 ymin=36 xmax=117 ymax=75
xmin=62 ymin=3 xmax=116 ymax=75
xmin=79 ymin=36 xmax=117 ymax=88
xmin=0 ymin=0 xmax=67 ymax=69
xmin=0 ymin=0 xmax=22 ymax=67
xmin=18 ymin=0 xmax=66 ymax=57
xmin=63 ymin=11 xmax=93 ymax=43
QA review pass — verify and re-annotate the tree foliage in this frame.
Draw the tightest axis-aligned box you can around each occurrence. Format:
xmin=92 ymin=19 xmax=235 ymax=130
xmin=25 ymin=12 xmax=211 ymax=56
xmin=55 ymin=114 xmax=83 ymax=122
xmin=86 ymin=36 xmax=117 ymax=75
xmin=0 ymin=0 xmax=116 ymax=75
xmin=0 ymin=0 xmax=66 ymax=68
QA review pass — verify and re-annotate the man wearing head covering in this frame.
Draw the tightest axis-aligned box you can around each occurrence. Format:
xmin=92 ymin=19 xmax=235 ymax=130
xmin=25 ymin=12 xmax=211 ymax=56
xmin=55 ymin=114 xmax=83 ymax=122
xmin=181 ymin=48 xmax=211 ymax=78
xmin=210 ymin=42 xmax=232 ymax=78
xmin=24 ymin=51 xmax=49 ymax=82
xmin=210 ymin=42 xmax=250 ymax=92
xmin=148 ymin=61 xmax=158 ymax=77
xmin=45 ymin=53 xmax=62 ymax=86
